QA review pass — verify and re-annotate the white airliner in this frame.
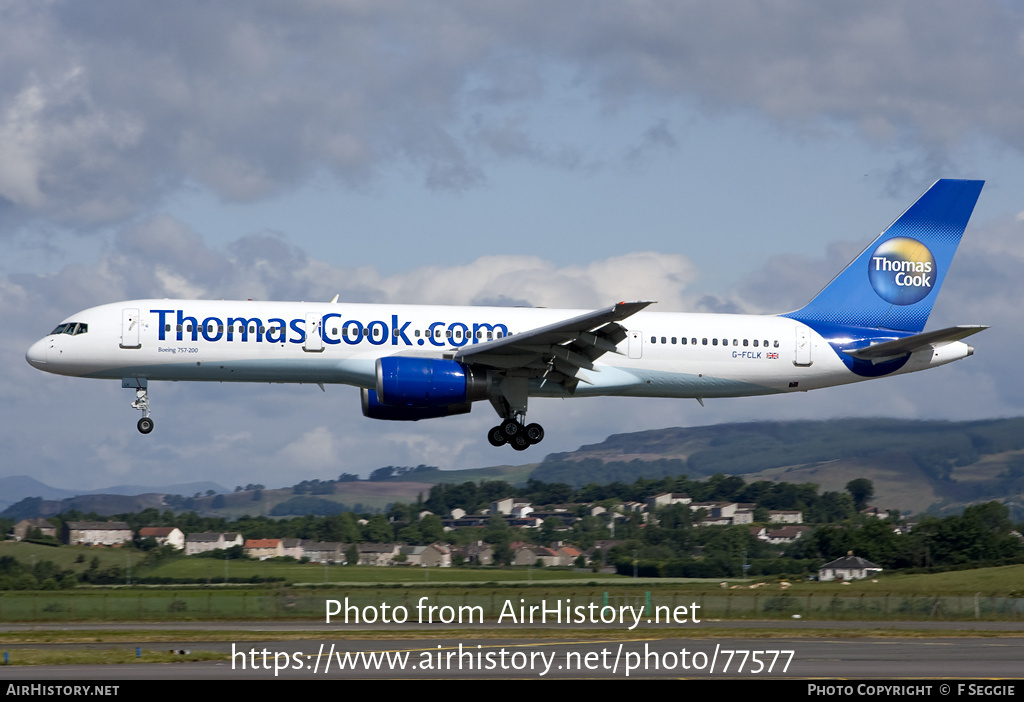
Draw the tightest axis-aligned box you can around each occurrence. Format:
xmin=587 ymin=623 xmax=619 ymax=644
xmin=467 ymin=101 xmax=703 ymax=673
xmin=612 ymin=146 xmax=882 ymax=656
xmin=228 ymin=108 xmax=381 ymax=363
xmin=27 ymin=180 xmax=986 ymax=450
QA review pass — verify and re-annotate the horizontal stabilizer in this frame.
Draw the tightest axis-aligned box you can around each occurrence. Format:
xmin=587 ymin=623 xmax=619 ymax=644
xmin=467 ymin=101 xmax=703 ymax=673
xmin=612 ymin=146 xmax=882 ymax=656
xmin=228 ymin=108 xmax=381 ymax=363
xmin=844 ymin=325 xmax=988 ymax=362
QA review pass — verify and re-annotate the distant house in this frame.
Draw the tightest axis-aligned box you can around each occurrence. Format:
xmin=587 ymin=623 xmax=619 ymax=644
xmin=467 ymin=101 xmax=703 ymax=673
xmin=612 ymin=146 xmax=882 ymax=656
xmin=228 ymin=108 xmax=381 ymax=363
xmin=819 ymin=554 xmax=883 ymax=581
xmin=769 ymin=510 xmax=803 ymax=524
xmin=65 ymin=522 xmax=133 ymax=546
xmin=691 ymin=502 xmax=754 ymax=526
xmin=281 ymin=538 xmax=305 ymax=559
xmin=12 ymin=519 xmax=57 ymax=541
xmin=761 ymin=526 xmax=811 ymax=545
xmin=462 ymin=541 xmax=494 ymax=565
xmin=244 ymin=538 xmax=283 ymax=560
xmin=138 ymin=527 xmax=185 ymax=550
xmin=359 ymin=543 xmax=400 ymax=566
xmin=422 ymin=543 xmax=451 ymax=567
xmin=491 ymin=498 xmax=532 ymax=517
xmin=513 ymin=545 xmax=561 ymax=567
xmin=303 ymin=541 xmax=346 ymax=564
xmin=400 ymin=543 xmax=452 ymax=568
xmin=647 ymin=493 xmax=692 ymax=511
xmin=185 ymin=532 xmax=244 ymax=556
xmin=556 ymin=545 xmax=583 ymax=567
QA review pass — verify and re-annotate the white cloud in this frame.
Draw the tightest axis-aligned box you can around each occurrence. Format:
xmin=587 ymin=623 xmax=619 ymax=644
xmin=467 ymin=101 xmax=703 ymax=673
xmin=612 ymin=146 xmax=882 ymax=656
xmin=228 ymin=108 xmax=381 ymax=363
xmin=1 ymin=2 xmax=1022 ymax=228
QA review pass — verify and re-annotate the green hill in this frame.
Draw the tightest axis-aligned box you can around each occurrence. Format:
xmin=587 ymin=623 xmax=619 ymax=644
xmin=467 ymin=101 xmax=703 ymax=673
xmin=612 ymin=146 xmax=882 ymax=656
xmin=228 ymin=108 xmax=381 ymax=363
xmin=531 ymin=418 xmax=1024 ymax=518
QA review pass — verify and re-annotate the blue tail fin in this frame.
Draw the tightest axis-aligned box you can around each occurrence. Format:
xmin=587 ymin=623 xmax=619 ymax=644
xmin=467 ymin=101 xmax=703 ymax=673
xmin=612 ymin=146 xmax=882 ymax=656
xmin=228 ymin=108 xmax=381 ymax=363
xmin=783 ymin=179 xmax=984 ymax=332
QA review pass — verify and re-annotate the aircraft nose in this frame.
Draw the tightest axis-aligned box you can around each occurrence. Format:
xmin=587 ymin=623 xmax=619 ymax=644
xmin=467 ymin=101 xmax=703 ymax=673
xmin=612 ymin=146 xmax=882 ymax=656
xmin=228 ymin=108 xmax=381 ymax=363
xmin=26 ymin=338 xmax=48 ymax=369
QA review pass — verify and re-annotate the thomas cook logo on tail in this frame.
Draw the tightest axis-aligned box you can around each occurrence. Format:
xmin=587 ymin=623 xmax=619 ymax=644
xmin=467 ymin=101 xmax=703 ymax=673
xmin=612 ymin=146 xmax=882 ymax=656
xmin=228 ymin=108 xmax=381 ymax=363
xmin=868 ymin=236 xmax=936 ymax=305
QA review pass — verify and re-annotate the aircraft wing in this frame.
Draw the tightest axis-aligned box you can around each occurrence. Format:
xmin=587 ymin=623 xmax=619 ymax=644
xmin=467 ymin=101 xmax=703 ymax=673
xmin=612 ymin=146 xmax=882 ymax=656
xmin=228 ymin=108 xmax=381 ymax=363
xmin=454 ymin=300 xmax=653 ymax=391
xmin=843 ymin=325 xmax=988 ymax=363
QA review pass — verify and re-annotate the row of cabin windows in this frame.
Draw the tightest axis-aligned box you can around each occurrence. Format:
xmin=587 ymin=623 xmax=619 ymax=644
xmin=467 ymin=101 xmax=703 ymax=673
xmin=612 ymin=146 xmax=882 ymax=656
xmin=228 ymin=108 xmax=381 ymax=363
xmin=166 ymin=323 xmax=506 ymax=341
xmin=649 ymin=335 xmax=780 ymax=348
xmin=170 ymin=324 xmax=261 ymax=334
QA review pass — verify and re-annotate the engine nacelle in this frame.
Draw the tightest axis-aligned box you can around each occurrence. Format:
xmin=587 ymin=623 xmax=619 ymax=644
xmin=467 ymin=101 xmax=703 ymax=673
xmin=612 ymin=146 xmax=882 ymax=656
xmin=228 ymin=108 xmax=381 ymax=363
xmin=361 ymin=388 xmax=472 ymax=421
xmin=375 ymin=357 xmax=488 ymax=407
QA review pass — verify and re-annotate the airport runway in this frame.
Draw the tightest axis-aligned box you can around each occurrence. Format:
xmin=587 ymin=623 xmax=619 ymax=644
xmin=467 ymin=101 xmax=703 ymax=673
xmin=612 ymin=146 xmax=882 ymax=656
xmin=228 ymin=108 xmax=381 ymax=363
xmin=1 ymin=621 xmax=1023 ymax=680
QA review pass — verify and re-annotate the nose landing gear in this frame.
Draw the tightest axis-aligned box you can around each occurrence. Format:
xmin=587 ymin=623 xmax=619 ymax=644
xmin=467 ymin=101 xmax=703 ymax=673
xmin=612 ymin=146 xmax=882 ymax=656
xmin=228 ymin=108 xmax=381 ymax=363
xmin=123 ymin=377 xmax=154 ymax=434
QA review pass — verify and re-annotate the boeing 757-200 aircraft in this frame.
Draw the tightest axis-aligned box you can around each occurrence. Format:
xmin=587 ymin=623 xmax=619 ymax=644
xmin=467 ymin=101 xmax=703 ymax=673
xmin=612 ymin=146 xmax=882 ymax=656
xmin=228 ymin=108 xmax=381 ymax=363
xmin=27 ymin=180 xmax=986 ymax=450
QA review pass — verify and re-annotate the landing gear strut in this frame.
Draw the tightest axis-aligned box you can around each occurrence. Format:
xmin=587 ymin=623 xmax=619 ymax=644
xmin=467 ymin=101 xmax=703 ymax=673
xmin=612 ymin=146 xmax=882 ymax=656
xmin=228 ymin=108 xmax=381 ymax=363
xmin=123 ymin=377 xmax=154 ymax=434
xmin=487 ymin=412 xmax=544 ymax=451
xmin=486 ymin=376 xmax=543 ymax=450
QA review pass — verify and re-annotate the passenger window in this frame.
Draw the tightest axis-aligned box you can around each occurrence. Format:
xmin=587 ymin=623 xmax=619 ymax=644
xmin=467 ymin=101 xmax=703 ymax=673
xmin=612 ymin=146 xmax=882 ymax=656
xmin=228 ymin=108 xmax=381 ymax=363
xmin=671 ymin=337 xmax=676 ymax=344
xmin=743 ymin=339 xmax=748 ymax=347
xmin=712 ymin=338 xmax=718 ymax=346
xmin=650 ymin=336 xmax=656 ymax=344
xmin=702 ymin=338 xmax=707 ymax=345
xmin=753 ymin=340 xmax=758 ymax=347
xmin=774 ymin=340 xmax=780 ymax=348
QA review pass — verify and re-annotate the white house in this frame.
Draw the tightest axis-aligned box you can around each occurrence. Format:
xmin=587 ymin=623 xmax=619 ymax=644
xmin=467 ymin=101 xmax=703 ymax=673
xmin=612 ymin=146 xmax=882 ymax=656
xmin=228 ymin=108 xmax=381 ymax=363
xmin=819 ymin=554 xmax=883 ymax=581
xmin=138 ymin=526 xmax=185 ymax=550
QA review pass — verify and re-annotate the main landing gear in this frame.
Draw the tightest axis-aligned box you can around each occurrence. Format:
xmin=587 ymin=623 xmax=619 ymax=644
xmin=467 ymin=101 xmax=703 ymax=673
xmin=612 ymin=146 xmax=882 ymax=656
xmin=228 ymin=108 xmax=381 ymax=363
xmin=487 ymin=413 xmax=545 ymax=451
xmin=123 ymin=377 xmax=154 ymax=434
xmin=486 ymin=376 xmax=543 ymax=451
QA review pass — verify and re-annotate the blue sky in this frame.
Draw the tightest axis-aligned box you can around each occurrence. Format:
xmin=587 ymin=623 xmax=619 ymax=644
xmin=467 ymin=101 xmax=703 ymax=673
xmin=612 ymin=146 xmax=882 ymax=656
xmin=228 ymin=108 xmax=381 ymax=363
xmin=3 ymin=2 xmax=1024 ymax=491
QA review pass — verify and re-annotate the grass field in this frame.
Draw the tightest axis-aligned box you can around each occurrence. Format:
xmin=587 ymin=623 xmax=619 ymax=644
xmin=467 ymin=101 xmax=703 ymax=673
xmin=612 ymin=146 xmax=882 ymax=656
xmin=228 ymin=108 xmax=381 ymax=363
xmin=0 ymin=541 xmax=134 ymax=571
xmin=139 ymin=559 xmax=621 ymax=584
xmin=4 ymin=540 xmax=1024 ymax=595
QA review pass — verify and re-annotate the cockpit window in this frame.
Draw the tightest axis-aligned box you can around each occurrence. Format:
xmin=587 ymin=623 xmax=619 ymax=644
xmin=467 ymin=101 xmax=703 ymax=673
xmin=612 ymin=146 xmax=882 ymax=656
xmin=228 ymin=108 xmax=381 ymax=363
xmin=50 ymin=322 xmax=88 ymax=336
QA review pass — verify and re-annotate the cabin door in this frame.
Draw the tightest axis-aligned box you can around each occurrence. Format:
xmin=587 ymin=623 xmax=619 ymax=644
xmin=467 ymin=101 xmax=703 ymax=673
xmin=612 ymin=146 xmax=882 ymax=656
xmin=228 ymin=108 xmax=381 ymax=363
xmin=794 ymin=325 xmax=812 ymax=366
xmin=120 ymin=308 xmax=141 ymax=349
xmin=628 ymin=331 xmax=643 ymax=359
